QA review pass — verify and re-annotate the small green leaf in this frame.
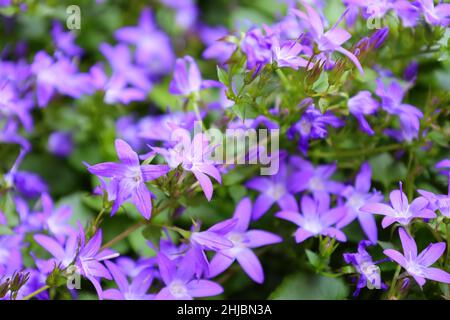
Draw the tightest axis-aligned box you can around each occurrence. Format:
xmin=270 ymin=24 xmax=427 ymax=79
xmin=312 ymin=72 xmax=329 ymax=93
xmin=217 ymin=66 xmax=230 ymax=87
xmin=305 ymin=249 xmax=321 ymax=268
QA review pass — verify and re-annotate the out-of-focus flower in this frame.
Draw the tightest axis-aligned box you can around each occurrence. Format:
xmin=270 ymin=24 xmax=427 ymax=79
xmin=241 ymin=28 xmax=273 ymax=72
xmin=288 ymin=105 xmax=344 ymax=154
xmin=338 ymin=162 xmax=383 ymax=243
xmin=384 ymin=228 xmax=450 ymax=287
xmin=169 ymin=56 xmax=221 ymax=96
xmin=417 ymin=0 xmax=450 ymax=26
xmin=348 ymin=91 xmax=379 ymax=135
xmin=276 ymin=192 xmax=347 ymax=243
xmin=208 ymin=198 xmax=282 ymax=283
xmin=102 ymin=261 xmax=154 ymax=300
xmin=361 ymin=182 xmax=436 ymax=228
xmin=115 ymin=8 xmax=174 ymax=75
xmin=155 ymin=251 xmax=223 ymax=300
xmin=344 ymin=240 xmax=387 ymax=296
xmin=288 ymin=157 xmax=344 ymax=196
xmin=246 ymin=160 xmax=298 ymax=220
xmin=200 ymin=25 xmax=236 ymax=64
xmin=51 ymin=22 xmax=83 ymax=57
xmin=86 ymin=139 xmax=170 ymax=219
xmin=48 ymin=131 xmax=73 ymax=157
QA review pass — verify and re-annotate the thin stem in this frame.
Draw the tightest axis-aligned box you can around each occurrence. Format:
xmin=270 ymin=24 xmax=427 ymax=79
xmin=387 ymin=265 xmax=401 ymax=300
xmin=22 ymin=285 xmax=50 ymax=300
xmin=100 ymin=221 xmax=145 ymax=250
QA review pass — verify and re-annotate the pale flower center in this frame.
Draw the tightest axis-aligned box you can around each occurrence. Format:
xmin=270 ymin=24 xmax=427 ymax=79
xmin=309 ymin=176 xmax=324 ymax=191
xmin=267 ymin=183 xmax=286 ymax=200
xmin=228 ymin=233 xmax=247 ymax=248
xmin=303 ymin=218 xmax=323 ymax=234
xmin=169 ymin=280 xmax=188 ymax=298
xmin=300 ymin=119 xmax=312 ymax=135
xmin=406 ymin=261 xmax=424 ymax=277
xmin=348 ymin=194 xmax=366 ymax=211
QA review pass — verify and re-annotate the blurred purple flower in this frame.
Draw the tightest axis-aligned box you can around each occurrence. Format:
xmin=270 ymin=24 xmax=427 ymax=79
xmin=51 ymin=22 xmax=83 ymax=57
xmin=155 ymin=251 xmax=223 ymax=300
xmin=48 ymin=131 xmax=73 ymax=157
xmin=169 ymin=56 xmax=221 ymax=96
xmin=348 ymin=91 xmax=379 ymax=135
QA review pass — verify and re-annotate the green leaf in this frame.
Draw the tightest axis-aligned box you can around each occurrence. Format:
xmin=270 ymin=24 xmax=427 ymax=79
xmin=305 ymin=249 xmax=321 ymax=268
xmin=217 ymin=66 xmax=230 ymax=87
xmin=312 ymin=72 xmax=329 ymax=93
xmin=270 ymin=273 xmax=349 ymax=300
xmin=0 ymin=225 xmax=13 ymax=235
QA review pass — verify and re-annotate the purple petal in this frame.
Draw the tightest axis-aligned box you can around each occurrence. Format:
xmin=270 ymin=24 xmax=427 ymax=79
xmin=208 ymin=252 xmax=235 ymax=278
xmin=294 ymin=229 xmax=314 ymax=243
xmin=246 ymin=230 xmax=282 ymax=248
xmin=33 ymin=234 xmax=65 ymax=261
xmin=417 ymin=242 xmax=446 ymax=267
xmin=399 ymin=228 xmax=417 ymax=259
xmin=355 ymin=162 xmax=372 ymax=192
xmin=383 ymin=249 xmax=407 ymax=269
xmin=132 ymin=182 xmax=152 ymax=219
xmin=193 ymin=170 xmax=214 ymax=201
xmin=360 ymin=203 xmax=396 ymax=217
xmin=236 ymin=248 xmax=264 ymax=284
xmin=422 ymin=267 xmax=450 ymax=284
xmin=358 ymin=212 xmax=378 ymax=243
xmin=105 ymin=261 xmax=129 ymax=293
xmin=157 ymin=252 xmax=176 ymax=285
xmin=87 ymin=162 xmax=127 ymax=178
xmin=233 ymin=197 xmax=252 ymax=232
xmin=186 ymin=279 xmax=223 ymax=297
xmin=321 ymin=227 xmax=347 ymax=242
xmin=275 ymin=210 xmax=303 ymax=226
xmin=252 ymin=194 xmax=276 ymax=220
xmin=115 ymin=139 xmax=139 ymax=167
xmin=140 ymin=165 xmax=170 ymax=181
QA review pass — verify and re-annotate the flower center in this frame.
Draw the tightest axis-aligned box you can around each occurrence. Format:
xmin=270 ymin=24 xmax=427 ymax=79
xmin=267 ymin=183 xmax=286 ymax=200
xmin=300 ymin=119 xmax=312 ymax=135
xmin=303 ymin=218 xmax=323 ymax=234
xmin=406 ymin=261 xmax=424 ymax=277
xmin=228 ymin=233 xmax=247 ymax=248
xmin=169 ymin=280 xmax=188 ymax=298
xmin=348 ymin=193 xmax=366 ymax=211
xmin=309 ymin=176 xmax=324 ymax=191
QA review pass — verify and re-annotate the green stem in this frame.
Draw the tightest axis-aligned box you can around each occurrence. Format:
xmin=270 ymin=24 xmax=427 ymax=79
xmin=387 ymin=265 xmax=402 ymax=300
xmin=310 ymin=143 xmax=403 ymax=159
xmin=22 ymin=285 xmax=50 ymax=300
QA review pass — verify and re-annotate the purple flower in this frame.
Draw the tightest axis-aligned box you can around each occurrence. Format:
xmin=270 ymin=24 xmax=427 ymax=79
xmin=291 ymin=4 xmax=364 ymax=74
xmin=200 ymin=25 xmax=236 ymax=64
xmin=86 ymin=139 xmax=170 ymax=219
xmin=169 ymin=56 xmax=221 ymax=96
xmin=115 ymin=8 xmax=174 ymax=75
xmin=344 ymin=240 xmax=387 ymax=296
xmin=417 ymin=0 xmax=450 ymax=26
xmin=36 ymin=193 xmax=76 ymax=241
xmin=51 ymin=22 xmax=83 ymax=57
xmin=337 ymin=163 xmax=383 ymax=243
xmin=376 ymin=79 xmax=423 ymax=142
xmin=361 ymin=182 xmax=436 ymax=228
xmin=246 ymin=160 xmax=298 ymax=220
xmin=102 ymin=261 xmax=154 ymax=300
xmin=271 ymin=38 xmax=310 ymax=70
xmin=48 ymin=131 xmax=73 ymax=157
xmin=288 ymin=157 xmax=344 ymax=196
xmin=103 ymin=74 xmax=147 ymax=105
xmin=153 ymin=133 xmax=222 ymax=201
xmin=275 ymin=192 xmax=347 ymax=243
xmin=0 ymin=235 xmax=23 ymax=277
xmin=348 ymin=91 xmax=379 ymax=135
xmin=208 ymin=198 xmax=282 ymax=283
xmin=0 ymin=81 xmax=33 ymax=132
xmin=189 ymin=219 xmax=236 ymax=278
xmin=384 ymin=228 xmax=450 ymax=287
xmin=241 ymin=28 xmax=273 ymax=72
xmin=34 ymin=228 xmax=119 ymax=296
xmin=155 ymin=251 xmax=223 ymax=300
xmin=160 ymin=0 xmax=198 ymax=30
xmin=288 ymin=105 xmax=344 ymax=154
xmin=100 ymin=43 xmax=152 ymax=91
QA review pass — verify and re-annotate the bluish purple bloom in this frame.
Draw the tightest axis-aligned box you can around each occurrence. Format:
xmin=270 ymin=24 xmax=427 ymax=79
xmin=102 ymin=261 xmax=154 ymax=300
xmin=338 ymin=162 xmax=383 ymax=243
xmin=291 ymin=3 xmax=364 ymax=74
xmin=288 ymin=157 xmax=344 ymax=196
xmin=361 ymin=182 xmax=437 ymax=228
xmin=344 ymin=240 xmax=387 ymax=296
xmin=384 ymin=228 xmax=450 ymax=287
xmin=169 ymin=56 xmax=221 ymax=96
xmin=241 ymin=28 xmax=273 ymax=72
xmin=288 ymin=105 xmax=344 ymax=154
xmin=51 ymin=22 xmax=83 ymax=57
xmin=246 ymin=160 xmax=298 ymax=220
xmin=153 ymin=133 xmax=222 ymax=201
xmin=115 ymin=8 xmax=174 ymax=75
xmin=48 ymin=131 xmax=73 ymax=157
xmin=86 ymin=139 xmax=170 ymax=219
xmin=200 ymin=25 xmax=236 ymax=64
xmin=348 ymin=91 xmax=379 ymax=135
xmin=155 ymin=251 xmax=223 ymax=300
xmin=276 ymin=192 xmax=347 ymax=243
xmin=208 ymin=198 xmax=282 ymax=283
xmin=417 ymin=0 xmax=450 ymax=26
